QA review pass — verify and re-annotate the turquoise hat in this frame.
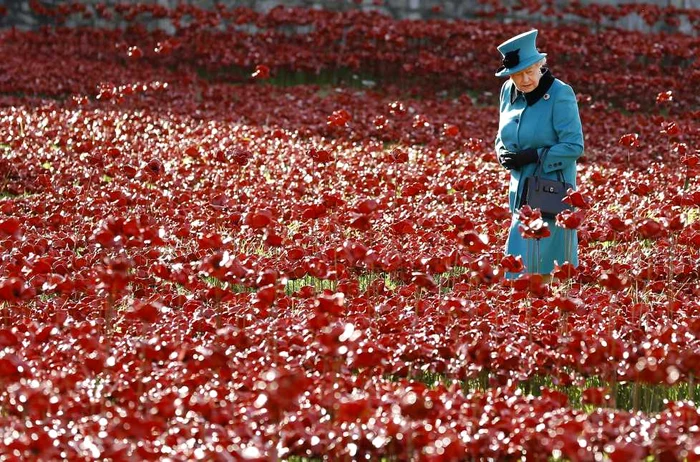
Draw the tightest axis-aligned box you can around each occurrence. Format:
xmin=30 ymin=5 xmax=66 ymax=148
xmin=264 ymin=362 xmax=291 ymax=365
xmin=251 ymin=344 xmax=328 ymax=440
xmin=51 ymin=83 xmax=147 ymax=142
xmin=495 ymin=29 xmax=547 ymax=77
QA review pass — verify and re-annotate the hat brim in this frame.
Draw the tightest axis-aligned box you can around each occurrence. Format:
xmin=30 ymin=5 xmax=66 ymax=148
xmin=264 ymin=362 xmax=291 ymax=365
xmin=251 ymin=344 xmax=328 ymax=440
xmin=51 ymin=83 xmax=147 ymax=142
xmin=495 ymin=52 xmax=547 ymax=77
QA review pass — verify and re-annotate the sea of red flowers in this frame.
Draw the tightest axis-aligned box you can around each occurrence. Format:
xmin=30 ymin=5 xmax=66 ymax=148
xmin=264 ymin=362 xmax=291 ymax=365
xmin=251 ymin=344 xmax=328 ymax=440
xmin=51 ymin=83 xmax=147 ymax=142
xmin=1 ymin=3 xmax=699 ymax=461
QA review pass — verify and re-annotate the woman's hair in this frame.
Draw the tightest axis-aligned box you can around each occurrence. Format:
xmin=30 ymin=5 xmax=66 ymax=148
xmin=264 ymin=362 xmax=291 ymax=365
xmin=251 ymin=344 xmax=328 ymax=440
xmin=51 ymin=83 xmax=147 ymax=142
xmin=511 ymin=58 xmax=548 ymax=77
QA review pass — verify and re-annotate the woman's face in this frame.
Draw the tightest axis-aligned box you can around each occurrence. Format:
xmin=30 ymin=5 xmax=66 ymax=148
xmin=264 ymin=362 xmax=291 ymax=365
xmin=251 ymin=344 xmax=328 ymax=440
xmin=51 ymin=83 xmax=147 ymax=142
xmin=510 ymin=64 xmax=543 ymax=93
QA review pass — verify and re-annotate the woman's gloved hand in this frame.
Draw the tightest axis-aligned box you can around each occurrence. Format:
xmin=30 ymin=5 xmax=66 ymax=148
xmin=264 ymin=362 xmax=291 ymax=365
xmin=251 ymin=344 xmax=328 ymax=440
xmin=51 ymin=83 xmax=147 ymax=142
xmin=498 ymin=148 xmax=539 ymax=170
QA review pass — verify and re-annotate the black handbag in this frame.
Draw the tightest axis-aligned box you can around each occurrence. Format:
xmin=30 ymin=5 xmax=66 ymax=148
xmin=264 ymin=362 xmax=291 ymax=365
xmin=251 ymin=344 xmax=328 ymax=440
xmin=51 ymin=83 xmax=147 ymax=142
xmin=518 ymin=148 xmax=573 ymax=219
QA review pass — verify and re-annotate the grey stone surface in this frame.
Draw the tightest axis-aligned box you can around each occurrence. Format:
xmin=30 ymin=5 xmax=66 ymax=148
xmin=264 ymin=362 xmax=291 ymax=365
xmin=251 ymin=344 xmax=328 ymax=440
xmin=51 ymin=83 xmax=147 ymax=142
xmin=0 ymin=0 xmax=697 ymax=34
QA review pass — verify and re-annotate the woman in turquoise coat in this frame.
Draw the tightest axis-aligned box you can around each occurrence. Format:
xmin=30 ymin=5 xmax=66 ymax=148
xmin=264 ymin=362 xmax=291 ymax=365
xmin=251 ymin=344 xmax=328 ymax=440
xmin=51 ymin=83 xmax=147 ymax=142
xmin=493 ymin=30 xmax=584 ymax=279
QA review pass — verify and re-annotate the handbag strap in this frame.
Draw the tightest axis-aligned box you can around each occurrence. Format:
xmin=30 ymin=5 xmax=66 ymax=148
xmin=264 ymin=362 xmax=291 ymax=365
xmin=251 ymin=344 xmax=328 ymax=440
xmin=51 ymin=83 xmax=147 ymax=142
xmin=534 ymin=147 xmax=565 ymax=183
xmin=533 ymin=147 xmax=547 ymax=176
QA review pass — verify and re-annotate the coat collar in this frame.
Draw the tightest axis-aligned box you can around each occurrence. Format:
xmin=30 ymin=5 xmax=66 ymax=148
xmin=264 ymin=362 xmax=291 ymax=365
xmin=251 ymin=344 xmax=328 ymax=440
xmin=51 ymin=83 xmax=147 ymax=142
xmin=510 ymin=69 xmax=555 ymax=106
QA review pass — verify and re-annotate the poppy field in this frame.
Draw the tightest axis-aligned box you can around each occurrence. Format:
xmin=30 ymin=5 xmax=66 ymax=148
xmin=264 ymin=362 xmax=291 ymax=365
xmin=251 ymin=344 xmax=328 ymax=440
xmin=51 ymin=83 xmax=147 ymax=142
xmin=1 ymin=3 xmax=700 ymax=461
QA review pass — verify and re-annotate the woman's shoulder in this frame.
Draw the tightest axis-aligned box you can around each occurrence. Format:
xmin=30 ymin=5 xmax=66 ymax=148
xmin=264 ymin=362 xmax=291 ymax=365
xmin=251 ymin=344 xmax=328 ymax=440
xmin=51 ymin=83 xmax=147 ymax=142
xmin=551 ymin=78 xmax=577 ymax=98
xmin=552 ymin=79 xmax=574 ymax=93
xmin=499 ymin=79 xmax=514 ymax=98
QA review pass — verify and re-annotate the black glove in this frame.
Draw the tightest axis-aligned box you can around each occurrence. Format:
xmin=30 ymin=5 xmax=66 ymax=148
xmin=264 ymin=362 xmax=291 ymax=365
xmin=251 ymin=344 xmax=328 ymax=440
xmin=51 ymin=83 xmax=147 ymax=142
xmin=498 ymin=148 xmax=539 ymax=170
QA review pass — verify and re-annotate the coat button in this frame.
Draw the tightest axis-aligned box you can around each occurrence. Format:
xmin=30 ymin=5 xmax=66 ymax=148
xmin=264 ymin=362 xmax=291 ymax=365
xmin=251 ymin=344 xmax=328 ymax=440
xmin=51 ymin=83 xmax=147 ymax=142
xmin=515 ymin=118 xmax=519 ymax=123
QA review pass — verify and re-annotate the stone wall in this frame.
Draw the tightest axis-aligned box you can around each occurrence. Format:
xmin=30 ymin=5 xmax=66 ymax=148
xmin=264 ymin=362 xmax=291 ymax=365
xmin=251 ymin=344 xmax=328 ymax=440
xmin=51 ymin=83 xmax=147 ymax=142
xmin=2 ymin=0 xmax=699 ymax=34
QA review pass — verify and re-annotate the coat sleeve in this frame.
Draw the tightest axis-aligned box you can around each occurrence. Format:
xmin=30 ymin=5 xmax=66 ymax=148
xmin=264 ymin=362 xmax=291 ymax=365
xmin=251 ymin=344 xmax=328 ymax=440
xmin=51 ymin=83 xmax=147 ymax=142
xmin=540 ymin=84 xmax=584 ymax=174
xmin=494 ymin=81 xmax=510 ymax=164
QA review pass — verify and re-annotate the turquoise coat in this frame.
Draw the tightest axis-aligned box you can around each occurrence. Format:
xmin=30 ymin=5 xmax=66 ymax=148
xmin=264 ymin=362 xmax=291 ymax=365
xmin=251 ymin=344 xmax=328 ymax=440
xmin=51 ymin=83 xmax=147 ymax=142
xmin=494 ymin=71 xmax=584 ymax=278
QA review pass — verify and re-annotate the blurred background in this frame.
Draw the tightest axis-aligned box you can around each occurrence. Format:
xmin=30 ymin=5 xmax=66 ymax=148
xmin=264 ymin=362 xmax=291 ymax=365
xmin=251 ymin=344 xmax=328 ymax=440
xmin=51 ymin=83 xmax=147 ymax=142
xmin=2 ymin=0 xmax=699 ymax=34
